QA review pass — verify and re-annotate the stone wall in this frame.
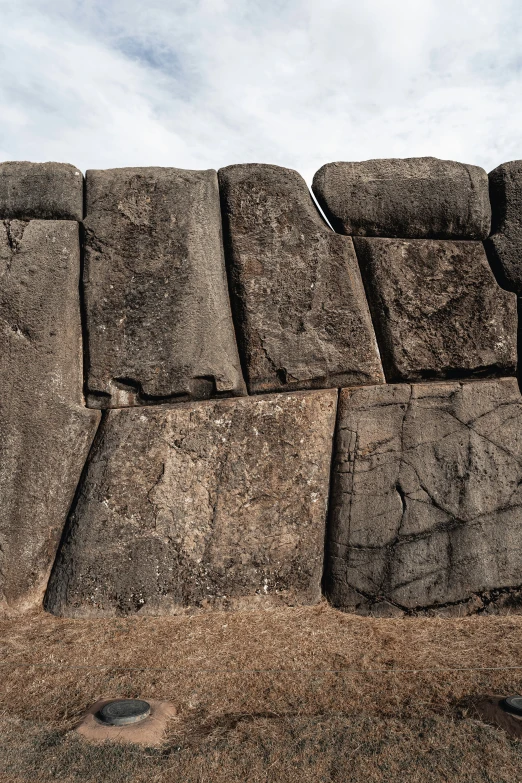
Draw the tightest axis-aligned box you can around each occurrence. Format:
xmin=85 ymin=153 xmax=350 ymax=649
xmin=1 ymin=156 xmax=522 ymax=617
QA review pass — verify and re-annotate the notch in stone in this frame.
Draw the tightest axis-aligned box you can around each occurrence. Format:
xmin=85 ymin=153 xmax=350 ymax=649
xmin=83 ymin=166 xmax=246 ymax=408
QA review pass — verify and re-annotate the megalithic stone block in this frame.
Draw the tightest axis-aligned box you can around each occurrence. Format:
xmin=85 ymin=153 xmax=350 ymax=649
xmin=325 ymin=379 xmax=522 ymax=617
xmin=312 ymin=157 xmax=491 ymax=239
xmin=44 ymin=389 xmax=338 ymax=617
xmin=83 ymin=167 xmax=246 ymax=408
xmin=0 ymin=220 xmax=100 ymax=614
xmin=353 ymin=238 xmax=517 ymax=382
xmin=0 ymin=162 xmax=83 ymax=221
xmin=484 ymin=160 xmax=522 ymax=293
xmin=218 ymin=164 xmax=384 ymax=393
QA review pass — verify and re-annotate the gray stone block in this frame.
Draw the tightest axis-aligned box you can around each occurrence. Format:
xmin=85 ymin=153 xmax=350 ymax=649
xmin=325 ymin=379 xmax=522 ymax=616
xmin=0 ymin=161 xmax=83 ymax=220
xmin=218 ymin=164 xmax=384 ymax=393
xmin=353 ymin=238 xmax=517 ymax=382
xmin=0 ymin=220 xmax=100 ymax=614
xmin=45 ymin=389 xmax=337 ymax=617
xmin=312 ymin=157 xmax=491 ymax=239
xmin=84 ymin=167 xmax=245 ymax=408
xmin=484 ymin=160 xmax=522 ymax=293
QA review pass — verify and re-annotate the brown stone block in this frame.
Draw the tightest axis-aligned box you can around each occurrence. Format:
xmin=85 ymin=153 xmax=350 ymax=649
xmin=218 ymin=164 xmax=384 ymax=393
xmin=485 ymin=160 xmax=522 ymax=294
xmin=0 ymin=220 xmax=100 ymax=614
xmin=83 ymin=167 xmax=245 ymax=407
xmin=312 ymin=157 xmax=491 ymax=239
xmin=325 ymin=378 xmax=522 ymax=616
xmin=45 ymin=389 xmax=337 ymax=617
xmin=353 ymin=238 xmax=517 ymax=382
xmin=0 ymin=161 xmax=83 ymax=220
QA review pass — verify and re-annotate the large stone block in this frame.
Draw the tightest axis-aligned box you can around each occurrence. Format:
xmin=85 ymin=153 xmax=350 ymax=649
xmin=44 ymin=389 xmax=338 ymax=617
xmin=218 ymin=164 xmax=384 ymax=393
xmin=353 ymin=238 xmax=517 ymax=382
xmin=0 ymin=162 xmax=83 ymax=221
xmin=0 ymin=220 xmax=100 ymax=614
xmin=484 ymin=160 xmax=522 ymax=293
xmin=325 ymin=379 xmax=522 ymax=616
xmin=83 ymin=167 xmax=245 ymax=407
xmin=312 ymin=157 xmax=491 ymax=239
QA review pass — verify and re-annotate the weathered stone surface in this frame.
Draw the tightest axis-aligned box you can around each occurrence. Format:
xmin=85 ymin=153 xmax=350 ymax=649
xmin=0 ymin=162 xmax=83 ymax=221
xmin=218 ymin=164 xmax=384 ymax=393
xmin=353 ymin=238 xmax=517 ymax=382
xmin=45 ymin=389 xmax=337 ymax=617
xmin=325 ymin=379 xmax=522 ymax=616
xmin=84 ymin=167 xmax=245 ymax=407
xmin=312 ymin=157 xmax=491 ymax=239
xmin=484 ymin=160 xmax=522 ymax=293
xmin=0 ymin=220 xmax=100 ymax=614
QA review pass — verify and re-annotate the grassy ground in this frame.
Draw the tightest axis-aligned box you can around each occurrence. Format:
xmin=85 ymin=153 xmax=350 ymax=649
xmin=1 ymin=602 xmax=522 ymax=782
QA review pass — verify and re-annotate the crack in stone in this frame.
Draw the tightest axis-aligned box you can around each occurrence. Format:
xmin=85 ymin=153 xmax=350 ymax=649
xmin=3 ymin=219 xmax=27 ymax=254
xmin=379 ymin=385 xmax=413 ymax=594
xmin=338 ymin=568 xmax=522 ymax=615
xmin=146 ymin=462 xmax=166 ymax=529
xmin=329 ymin=380 xmax=522 ymax=614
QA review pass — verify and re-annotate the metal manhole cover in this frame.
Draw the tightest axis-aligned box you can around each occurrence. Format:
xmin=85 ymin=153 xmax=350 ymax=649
xmin=96 ymin=699 xmax=151 ymax=726
xmin=501 ymin=695 xmax=522 ymax=717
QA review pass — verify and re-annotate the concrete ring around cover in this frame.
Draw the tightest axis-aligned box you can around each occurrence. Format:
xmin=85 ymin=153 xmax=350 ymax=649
xmin=75 ymin=698 xmax=177 ymax=746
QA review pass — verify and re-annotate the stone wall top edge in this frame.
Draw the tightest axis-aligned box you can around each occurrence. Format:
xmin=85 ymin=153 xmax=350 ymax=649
xmin=1 ymin=155 xmax=520 ymax=240
xmin=3 ymin=156 xmax=521 ymax=176
xmin=0 ymin=160 xmax=82 ymax=171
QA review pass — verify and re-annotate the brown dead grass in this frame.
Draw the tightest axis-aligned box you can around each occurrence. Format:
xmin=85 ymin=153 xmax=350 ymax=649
xmin=2 ymin=601 xmax=522 ymax=781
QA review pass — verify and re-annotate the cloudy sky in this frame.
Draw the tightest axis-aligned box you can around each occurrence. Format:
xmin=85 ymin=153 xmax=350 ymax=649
xmin=0 ymin=0 xmax=521 ymax=182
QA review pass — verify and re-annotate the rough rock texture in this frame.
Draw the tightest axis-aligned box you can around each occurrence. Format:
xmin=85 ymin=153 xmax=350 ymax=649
xmin=353 ymin=238 xmax=517 ymax=382
xmin=325 ymin=379 xmax=522 ymax=616
xmin=484 ymin=160 xmax=522 ymax=293
xmin=312 ymin=157 xmax=491 ymax=239
xmin=0 ymin=220 xmax=100 ymax=614
xmin=83 ymin=167 xmax=245 ymax=407
xmin=218 ymin=164 xmax=384 ymax=393
xmin=0 ymin=162 xmax=83 ymax=221
xmin=45 ymin=389 xmax=337 ymax=617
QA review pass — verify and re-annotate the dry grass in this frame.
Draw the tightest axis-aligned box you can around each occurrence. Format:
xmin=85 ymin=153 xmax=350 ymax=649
xmin=1 ymin=601 xmax=522 ymax=781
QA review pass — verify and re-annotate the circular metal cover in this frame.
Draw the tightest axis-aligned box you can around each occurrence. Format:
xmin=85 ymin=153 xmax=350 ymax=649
xmin=501 ymin=696 xmax=522 ymax=717
xmin=96 ymin=699 xmax=151 ymax=726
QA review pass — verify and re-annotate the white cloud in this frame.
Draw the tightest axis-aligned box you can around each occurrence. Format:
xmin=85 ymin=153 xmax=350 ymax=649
xmin=0 ymin=0 xmax=521 ymax=181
